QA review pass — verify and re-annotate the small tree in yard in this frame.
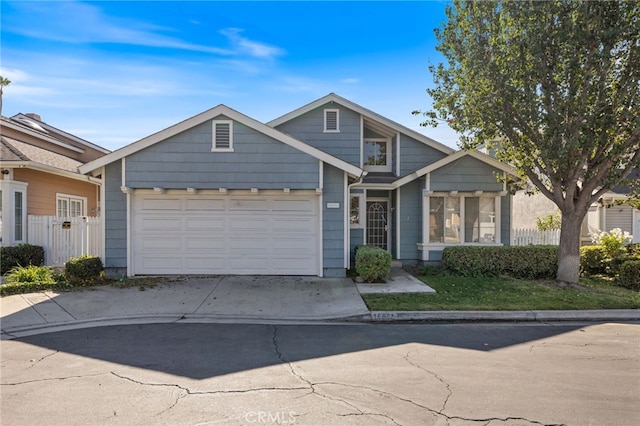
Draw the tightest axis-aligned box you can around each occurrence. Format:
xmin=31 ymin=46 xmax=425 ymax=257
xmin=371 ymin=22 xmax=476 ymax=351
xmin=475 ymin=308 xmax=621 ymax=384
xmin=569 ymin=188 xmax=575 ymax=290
xmin=416 ymin=1 xmax=640 ymax=283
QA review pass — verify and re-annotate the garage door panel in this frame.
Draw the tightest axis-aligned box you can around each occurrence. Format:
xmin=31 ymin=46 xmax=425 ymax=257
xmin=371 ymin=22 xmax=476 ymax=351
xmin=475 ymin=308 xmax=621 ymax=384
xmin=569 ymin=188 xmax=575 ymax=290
xmin=185 ymin=216 xmax=226 ymax=231
xmin=133 ymin=191 xmax=319 ymax=275
xmin=139 ymin=198 xmax=182 ymax=211
xmin=185 ymin=198 xmax=226 ymax=211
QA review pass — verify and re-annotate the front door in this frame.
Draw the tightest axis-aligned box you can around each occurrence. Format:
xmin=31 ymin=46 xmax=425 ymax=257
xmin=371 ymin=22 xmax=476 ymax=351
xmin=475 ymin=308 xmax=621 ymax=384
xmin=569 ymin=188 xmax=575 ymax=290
xmin=367 ymin=200 xmax=388 ymax=250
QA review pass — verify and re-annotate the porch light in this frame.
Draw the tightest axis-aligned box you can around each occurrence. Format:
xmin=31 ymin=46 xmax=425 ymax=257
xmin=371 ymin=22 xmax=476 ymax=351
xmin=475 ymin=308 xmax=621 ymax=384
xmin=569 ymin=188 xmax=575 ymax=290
xmin=120 ymin=186 xmax=132 ymax=194
xmin=153 ymin=187 xmax=165 ymax=194
xmin=283 ymin=188 xmax=291 ymax=193
xmin=219 ymin=188 xmax=228 ymax=194
xmin=316 ymin=188 xmax=323 ymax=195
xmin=251 ymin=188 xmax=259 ymax=194
xmin=186 ymin=188 xmax=197 ymax=194
xmin=422 ymin=189 xmax=433 ymax=196
xmin=449 ymin=190 xmax=458 ymax=196
xmin=474 ymin=190 xmax=483 ymax=196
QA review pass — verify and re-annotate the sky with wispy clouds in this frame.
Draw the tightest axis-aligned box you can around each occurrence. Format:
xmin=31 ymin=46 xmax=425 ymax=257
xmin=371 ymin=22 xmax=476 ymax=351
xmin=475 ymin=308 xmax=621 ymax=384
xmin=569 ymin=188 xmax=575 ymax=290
xmin=1 ymin=1 xmax=458 ymax=151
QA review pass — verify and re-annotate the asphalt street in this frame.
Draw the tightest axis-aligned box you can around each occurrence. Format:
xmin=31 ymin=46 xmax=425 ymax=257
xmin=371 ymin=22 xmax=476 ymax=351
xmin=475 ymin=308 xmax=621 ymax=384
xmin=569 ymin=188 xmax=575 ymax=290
xmin=1 ymin=321 xmax=639 ymax=425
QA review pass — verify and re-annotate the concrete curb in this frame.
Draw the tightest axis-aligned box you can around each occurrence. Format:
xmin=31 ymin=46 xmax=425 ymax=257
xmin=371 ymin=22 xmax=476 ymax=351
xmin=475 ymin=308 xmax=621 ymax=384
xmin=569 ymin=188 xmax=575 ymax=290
xmin=2 ymin=309 xmax=639 ymax=340
xmin=361 ymin=309 xmax=640 ymax=322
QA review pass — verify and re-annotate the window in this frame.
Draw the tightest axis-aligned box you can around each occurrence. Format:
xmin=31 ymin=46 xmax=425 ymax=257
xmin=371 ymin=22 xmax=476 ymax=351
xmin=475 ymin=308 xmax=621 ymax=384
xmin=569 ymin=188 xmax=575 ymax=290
xmin=212 ymin=120 xmax=233 ymax=151
xmin=57 ymin=195 xmax=86 ymax=217
xmin=350 ymin=195 xmax=364 ymax=228
xmin=14 ymin=191 xmax=24 ymax=242
xmin=363 ymin=139 xmax=391 ymax=172
xmin=324 ymin=109 xmax=339 ymax=132
xmin=429 ymin=196 xmax=496 ymax=244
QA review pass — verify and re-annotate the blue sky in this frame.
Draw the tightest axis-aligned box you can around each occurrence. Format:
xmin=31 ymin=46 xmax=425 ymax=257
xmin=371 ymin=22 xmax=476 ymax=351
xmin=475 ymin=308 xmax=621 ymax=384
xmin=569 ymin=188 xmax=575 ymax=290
xmin=1 ymin=1 xmax=458 ymax=151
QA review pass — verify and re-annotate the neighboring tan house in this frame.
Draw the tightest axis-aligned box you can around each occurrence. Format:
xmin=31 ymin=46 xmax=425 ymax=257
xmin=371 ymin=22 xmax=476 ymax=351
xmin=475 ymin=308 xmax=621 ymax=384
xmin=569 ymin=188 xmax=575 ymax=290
xmin=79 ymin=93 xmax=519 ymax=278
xmin=0 ymin=113 xmax=110 ymax=245
xmin=512 ymin=170 xmax=640 ymax=244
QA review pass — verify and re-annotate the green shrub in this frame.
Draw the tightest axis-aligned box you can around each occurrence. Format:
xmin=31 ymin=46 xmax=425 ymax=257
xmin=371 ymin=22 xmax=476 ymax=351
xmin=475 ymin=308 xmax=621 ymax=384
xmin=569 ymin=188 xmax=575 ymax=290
xmin=441 ymin=246 xmax=558 ymax=279
xmin=626 ymin=243 xmax=640 ymax=258
xmin=1 ymin=244 xmax=45 ymax=275
xmin=536 ymin=213 xmax=561 ymax=231
xmin=590 ymin=228 xmax=633 ymax=258
xmin=617 ymin=260 xmax=640 ymax=290
xmin=65 ymin=255 xmax=104 ymax=286
xmin=580 ymin=245 xmax=608 ymax=276
xmin=355 ymin=245 xmax=392 ymax=283
xmin=5 ymin=265 xmax=55 ymax=284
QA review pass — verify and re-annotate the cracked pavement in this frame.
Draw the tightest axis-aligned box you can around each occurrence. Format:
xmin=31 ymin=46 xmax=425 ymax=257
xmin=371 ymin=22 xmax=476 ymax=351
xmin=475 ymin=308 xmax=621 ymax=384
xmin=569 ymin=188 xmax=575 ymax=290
xmin=1 ymin=322 xmax=639 ymax=425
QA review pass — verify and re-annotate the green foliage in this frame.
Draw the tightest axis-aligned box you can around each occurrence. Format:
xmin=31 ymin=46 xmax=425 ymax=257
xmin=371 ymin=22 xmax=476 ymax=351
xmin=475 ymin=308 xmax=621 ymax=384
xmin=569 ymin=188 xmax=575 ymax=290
xmin=617 ymin=260 xmax=640 ymax=290
xmin=1 ymin=244 xmax=45 ymax=275
xmin=65 ymin=255 xmax=104 ymax=286
xmin=355 ymin=246 xmax=392 ymax=283
xmin=579 ymin=246 xmax=608 ymax=276
xmin=536 ymin=214 xmax=561 ymax=231
xmin=590 ymin=228 xmax=633 ymax=258
xmin=5 ymin=265 xmax=55 ymax=284
xmin=441 ymin=246 xmax=558 ymax=279
xmin=416 ymin=0 xmax=640 ymax=284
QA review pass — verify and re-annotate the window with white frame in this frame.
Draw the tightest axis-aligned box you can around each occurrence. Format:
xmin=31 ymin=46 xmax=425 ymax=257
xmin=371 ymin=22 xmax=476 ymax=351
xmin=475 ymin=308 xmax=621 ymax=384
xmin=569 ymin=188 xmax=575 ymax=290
xmin=350 ymin=194 xmax=365 ymax=228
xmin=429 ymin=196 xmax=497 ymax=244
xmin=212 ymin=120 xmax=234 ymax=151
xmin=57 ymin=194 xmax=86 ymax=217
xmin=363 ymin=138 xmax=391 ymax=172
xmin=324 ymin=109 xmax=339 ymax=132
xmin=14 ymin=190 xmax=25 ymax=242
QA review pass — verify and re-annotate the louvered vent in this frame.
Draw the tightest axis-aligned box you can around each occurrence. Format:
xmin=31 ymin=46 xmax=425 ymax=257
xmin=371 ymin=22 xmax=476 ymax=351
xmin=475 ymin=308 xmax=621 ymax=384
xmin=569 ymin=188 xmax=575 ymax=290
xmin=324 ymin=109 xmax=339 ymax=132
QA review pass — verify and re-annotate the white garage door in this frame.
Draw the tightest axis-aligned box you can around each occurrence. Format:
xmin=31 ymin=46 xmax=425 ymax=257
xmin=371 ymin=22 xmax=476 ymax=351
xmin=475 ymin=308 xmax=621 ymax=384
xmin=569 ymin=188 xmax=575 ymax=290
xmin=132 ymin=190 xmax=320 ymax=275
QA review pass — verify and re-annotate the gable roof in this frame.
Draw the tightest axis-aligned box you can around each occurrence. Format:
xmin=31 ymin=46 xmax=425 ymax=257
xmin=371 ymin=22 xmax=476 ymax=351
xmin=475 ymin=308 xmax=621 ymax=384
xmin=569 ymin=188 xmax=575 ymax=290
xmin=79 ymin=105 xmax=364 ymax=177
xmin=267 ymin=93 xmax=455 ymax=155
xmin=393 ymin=150 xmax=520 ymax=188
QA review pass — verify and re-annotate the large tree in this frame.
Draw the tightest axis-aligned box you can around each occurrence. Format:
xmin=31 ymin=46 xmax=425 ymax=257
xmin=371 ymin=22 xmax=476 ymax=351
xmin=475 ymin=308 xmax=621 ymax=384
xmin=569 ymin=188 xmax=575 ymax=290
xmin=418 ymin=0 xmax=640 ymax=283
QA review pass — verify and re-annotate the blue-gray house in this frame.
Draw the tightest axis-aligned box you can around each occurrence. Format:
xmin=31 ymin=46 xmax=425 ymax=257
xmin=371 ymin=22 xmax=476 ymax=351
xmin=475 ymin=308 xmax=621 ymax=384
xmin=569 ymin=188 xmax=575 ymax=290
xmin=80 ymin=94 xmax=518 ymax=277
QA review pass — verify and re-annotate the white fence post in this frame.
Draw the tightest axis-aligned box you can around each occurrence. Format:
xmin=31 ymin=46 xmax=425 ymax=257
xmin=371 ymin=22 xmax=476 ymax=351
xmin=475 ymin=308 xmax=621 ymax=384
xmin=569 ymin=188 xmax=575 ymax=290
xmin=27 ymin=215 xmax=103 ymax=266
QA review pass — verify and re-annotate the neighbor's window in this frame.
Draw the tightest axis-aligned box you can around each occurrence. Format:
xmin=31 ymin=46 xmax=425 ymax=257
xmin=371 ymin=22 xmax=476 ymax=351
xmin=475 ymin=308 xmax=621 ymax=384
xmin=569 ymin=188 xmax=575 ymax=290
xmin=14 ymin=191 xmax=24 ymax=242
xmin=57 ymin=195 xmax=86 ymax=217
xmin=429 ymin=196 xmax=496 ymax=244
xmin=324 ymin=109 xmax=339 ymax=132
xmin=212 ymin=120 xmax=234 ymax=151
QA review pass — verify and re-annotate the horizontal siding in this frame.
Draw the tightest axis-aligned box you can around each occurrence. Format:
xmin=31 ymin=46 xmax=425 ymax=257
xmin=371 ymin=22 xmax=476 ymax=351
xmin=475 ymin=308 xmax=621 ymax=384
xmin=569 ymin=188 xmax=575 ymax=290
xmin=501 ymin=194 xmax=512 ymax=245
xmin=275 ymin=104 xmax=361 ymax=167
xmin=399 ymin=134 xmax=448 ymax=176
xmin=323 ymin=164 xmax=346 ymax=276
xmin=13 ymin=168 xmax=98 ymax=217
xmin=126 ymin=118 xmax=319 ymax=189
xmin=431 ymin=155 xmax=503 ymax=192
xmin=399 ymin=179 xmax=423 ymax=261
xmin=104 ymin=161 xmax=127 ymax=269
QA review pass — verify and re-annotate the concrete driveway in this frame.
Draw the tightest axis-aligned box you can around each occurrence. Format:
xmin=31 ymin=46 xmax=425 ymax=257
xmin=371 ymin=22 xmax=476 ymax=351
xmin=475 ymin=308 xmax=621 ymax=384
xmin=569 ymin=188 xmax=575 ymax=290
xmin=1 ymin=276 xmax=370 ymax=337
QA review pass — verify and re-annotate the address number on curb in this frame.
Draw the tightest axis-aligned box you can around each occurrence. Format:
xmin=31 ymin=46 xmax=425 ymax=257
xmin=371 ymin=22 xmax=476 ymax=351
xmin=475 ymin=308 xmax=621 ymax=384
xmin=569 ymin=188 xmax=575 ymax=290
xmin=371 ymin=312 xmax=398 ymax=320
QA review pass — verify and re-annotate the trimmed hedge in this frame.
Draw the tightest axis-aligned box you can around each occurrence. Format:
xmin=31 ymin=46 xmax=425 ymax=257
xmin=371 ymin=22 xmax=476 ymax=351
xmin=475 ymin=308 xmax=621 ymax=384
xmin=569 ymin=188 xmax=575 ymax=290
xmin=617 ymin=260 xmax=640 ymax=290
xmin=65 ymin=255 xmax=104 ymax=286
xmin=355 ymin=245 xmax=392 ymax=282
xmin=580 ymin=245 xmax=608 ymax=276
xmin=0 ymin=244 xmax=45 ymax=275
xmin=441 ymin=245 xmax=558 ymax=279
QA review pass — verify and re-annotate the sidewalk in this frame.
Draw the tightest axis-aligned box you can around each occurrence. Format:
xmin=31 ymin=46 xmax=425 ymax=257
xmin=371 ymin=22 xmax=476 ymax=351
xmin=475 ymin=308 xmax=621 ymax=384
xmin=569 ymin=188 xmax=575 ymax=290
xmin=2 ymin=270 xmax=639 ymax=339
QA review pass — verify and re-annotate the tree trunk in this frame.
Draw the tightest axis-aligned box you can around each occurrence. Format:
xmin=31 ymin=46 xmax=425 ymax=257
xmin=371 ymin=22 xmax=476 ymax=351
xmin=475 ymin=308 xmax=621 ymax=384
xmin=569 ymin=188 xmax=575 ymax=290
xmin=556 ymin=212 xmax=584 ymax=284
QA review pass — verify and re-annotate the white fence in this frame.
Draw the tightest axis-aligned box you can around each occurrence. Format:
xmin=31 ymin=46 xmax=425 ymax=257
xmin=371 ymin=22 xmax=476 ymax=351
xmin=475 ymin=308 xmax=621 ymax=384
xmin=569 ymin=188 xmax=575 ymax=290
xmin=511 ymin=228 xmax=560 ymax=246
xmin=27 ymin=216 xmax=103 ymax=266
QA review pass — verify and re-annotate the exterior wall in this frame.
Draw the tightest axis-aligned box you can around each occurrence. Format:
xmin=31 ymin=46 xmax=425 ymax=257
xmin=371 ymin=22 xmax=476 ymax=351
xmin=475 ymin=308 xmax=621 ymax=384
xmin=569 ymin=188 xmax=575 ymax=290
xmin=104 ymin=160 xmax=128 ymax=274
xmin=430 ymin=156 xmax=503 ymax=192
xmin=125 ymin=118 xmax=319 ymax=189
xmin=398 ymin=179 xmax=423 ymax=261
xmin=399 ymin=134 xmax=448 ymax=176
xmin=12 ymin=168 xmax=99 ymax=217
xmin=511 ymin=191 xmax=558 ymax=229
xmin=322 ymin=163 xmax=346 ymax=277
xmin=274 ymin=105 xmax=361 ymax=167
xmin=501 ymin=193 xmax=512 ymax=245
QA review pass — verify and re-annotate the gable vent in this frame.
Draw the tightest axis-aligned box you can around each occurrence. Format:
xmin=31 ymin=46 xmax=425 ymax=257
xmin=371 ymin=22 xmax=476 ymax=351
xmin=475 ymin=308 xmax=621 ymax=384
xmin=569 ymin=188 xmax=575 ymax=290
xmin=213 ymin=120 xmax=233 ymax=151
xmin=324 ymin=109 xmax=339 ymax=132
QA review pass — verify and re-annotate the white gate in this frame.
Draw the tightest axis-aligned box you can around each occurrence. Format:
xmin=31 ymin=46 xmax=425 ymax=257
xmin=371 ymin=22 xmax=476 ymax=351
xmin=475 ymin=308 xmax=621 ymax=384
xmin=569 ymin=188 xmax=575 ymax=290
xmin=27 ymin=216 xmax=103 ymax=266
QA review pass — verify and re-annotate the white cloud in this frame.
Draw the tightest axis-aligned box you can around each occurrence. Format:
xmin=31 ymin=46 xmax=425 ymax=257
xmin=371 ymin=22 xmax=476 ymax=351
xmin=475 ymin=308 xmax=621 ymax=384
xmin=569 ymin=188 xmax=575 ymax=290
xmin=220 ymin=28 xmax=285 ymax=59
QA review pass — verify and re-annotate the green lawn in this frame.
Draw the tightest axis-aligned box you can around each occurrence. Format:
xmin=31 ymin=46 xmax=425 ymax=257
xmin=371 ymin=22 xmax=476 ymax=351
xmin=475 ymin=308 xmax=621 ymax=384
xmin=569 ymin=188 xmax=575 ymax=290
xmin=363 ymin=271 xmax=640 ymax=311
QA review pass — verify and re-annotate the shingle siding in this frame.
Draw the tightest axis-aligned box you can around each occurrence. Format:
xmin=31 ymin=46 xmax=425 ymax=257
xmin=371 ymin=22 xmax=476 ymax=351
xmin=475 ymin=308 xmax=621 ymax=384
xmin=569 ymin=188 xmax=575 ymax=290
xmin=430 ymin=156 xmax=503 ymax=192
xmin=274 ymin=105 xmax=361 ymax=167
xmin=126 ymin=118 xmax=319 ymax=189
xmin=322 ymin=163 xmax=346 ymax=277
